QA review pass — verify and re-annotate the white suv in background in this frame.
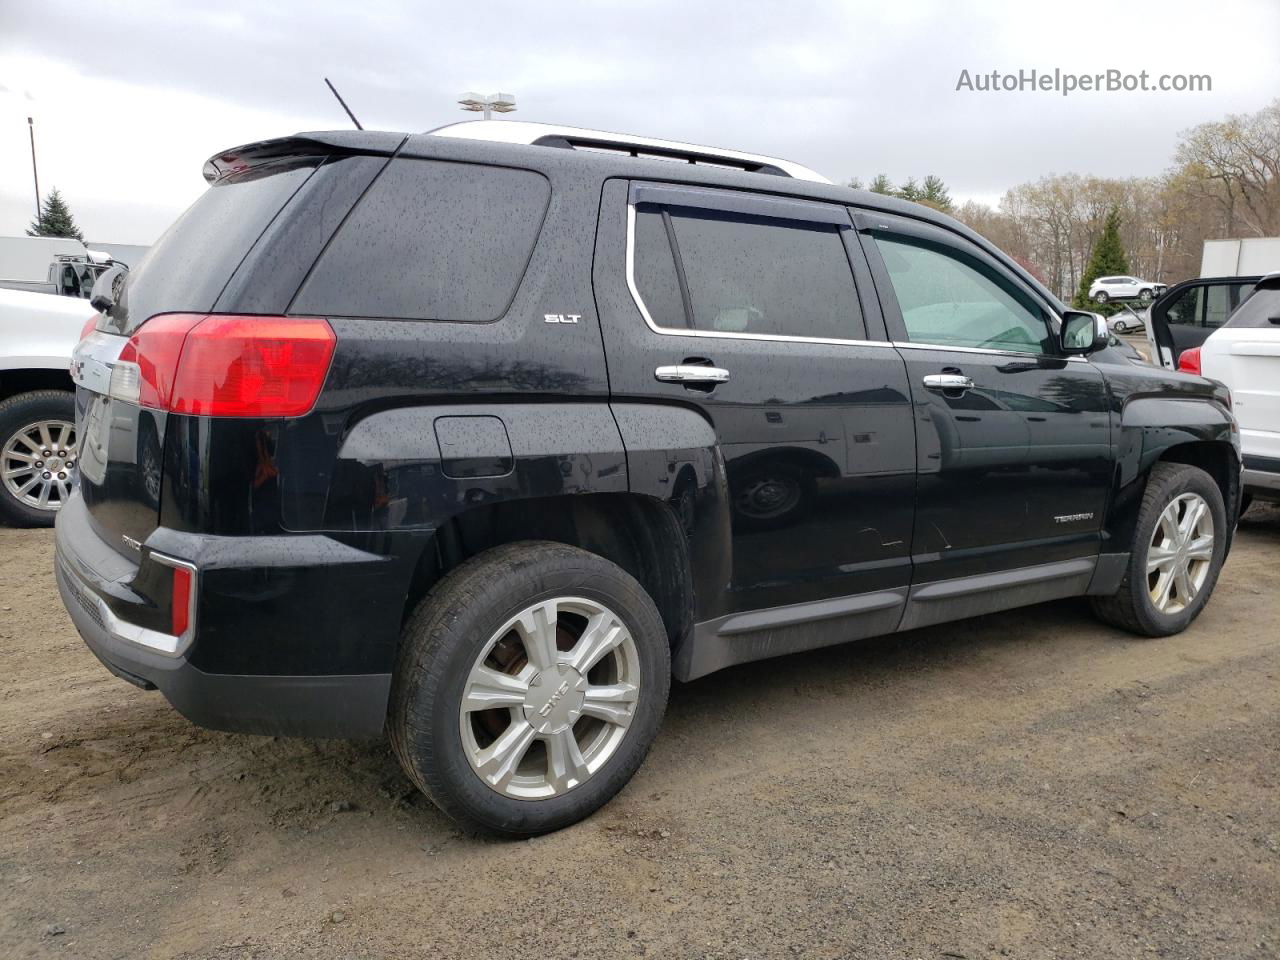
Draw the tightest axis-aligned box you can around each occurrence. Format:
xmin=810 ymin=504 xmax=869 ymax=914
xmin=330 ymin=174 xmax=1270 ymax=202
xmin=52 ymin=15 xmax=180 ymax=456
xmin=0 ymin=286 xmax=93 ymax=525
xmin=1090 ymin=275 xmax=1167 ymax=304
xmin=1178 ymin=273 xmax=1280 ymax=509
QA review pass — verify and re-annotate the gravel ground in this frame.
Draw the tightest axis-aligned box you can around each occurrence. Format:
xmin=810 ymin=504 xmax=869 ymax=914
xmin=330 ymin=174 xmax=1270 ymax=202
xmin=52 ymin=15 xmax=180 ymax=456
xmin=1 ymin=506 xmax=1277 ymax=960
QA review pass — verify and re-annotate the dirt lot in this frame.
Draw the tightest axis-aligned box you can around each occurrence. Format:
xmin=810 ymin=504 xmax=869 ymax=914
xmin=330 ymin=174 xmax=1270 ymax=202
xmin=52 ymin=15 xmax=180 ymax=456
xmin=1 ymin=510 xmax=1277 ymax=960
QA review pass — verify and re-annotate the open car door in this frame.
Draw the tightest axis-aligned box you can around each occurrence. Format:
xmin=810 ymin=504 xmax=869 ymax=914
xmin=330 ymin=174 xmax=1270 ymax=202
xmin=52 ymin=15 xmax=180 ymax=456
xmin=1147 ymin=276 xmax=1260 ymax=369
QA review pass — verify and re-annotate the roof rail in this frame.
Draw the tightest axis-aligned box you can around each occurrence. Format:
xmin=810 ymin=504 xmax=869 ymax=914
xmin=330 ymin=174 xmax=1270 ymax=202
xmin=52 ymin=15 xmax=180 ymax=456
xmin=425 ymin=120 xmax=831 ymax=184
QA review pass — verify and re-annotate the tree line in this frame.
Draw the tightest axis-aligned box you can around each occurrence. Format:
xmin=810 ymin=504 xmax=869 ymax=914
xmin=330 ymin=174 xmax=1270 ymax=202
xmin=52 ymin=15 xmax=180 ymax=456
xmin=849 ymin=98 xmax=1280 ymax=303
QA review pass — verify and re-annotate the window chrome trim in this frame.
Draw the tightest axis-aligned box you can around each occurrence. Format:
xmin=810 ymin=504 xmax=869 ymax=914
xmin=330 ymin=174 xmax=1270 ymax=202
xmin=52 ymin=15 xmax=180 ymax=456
xmin=624 ymin=203 xmax=890 ymax=349
xmin=890 ymin=340 xmax=1090 ymax=362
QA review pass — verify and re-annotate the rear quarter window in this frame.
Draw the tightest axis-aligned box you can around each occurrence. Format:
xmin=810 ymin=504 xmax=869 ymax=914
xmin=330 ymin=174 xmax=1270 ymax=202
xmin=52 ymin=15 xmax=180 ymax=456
xmin=291 ymin=159 xmax=550 ymax=322
xmin=117 ymin=158 xmax=320 ymax=332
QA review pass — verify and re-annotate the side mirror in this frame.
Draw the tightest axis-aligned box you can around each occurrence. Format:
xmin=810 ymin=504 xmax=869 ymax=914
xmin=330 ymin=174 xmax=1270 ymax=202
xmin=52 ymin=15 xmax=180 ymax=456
xmin=1060 ymin=310 xmax=1108 ymax=355
xmin=89 ymin=264 xmax=127 ymax=316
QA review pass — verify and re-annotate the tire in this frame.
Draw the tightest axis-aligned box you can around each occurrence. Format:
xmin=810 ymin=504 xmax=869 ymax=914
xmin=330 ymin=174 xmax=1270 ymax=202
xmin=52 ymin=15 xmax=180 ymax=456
xmin=1090 ymin=462 xmax=1227 ymax=636
xmin=389 ymin=540 xmax=671 ymax=836
xmin=0 ymin=390 xmax=77 ymax=527
xmin=1094 ymin=290 xmax=1109 ymax=304
xmin=1138 ymin=288 xmax=1153 ymax=303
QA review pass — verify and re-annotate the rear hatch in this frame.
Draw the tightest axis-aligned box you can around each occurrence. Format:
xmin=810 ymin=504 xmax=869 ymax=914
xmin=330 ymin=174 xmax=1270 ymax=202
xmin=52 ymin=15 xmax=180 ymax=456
xmin=72 ymin=135 xmax=400 ymax=559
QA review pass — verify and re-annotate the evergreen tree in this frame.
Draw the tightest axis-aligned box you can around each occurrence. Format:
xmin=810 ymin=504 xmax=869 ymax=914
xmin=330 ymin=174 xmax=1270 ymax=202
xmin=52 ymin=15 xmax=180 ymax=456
xmin=919 ymin=175 xmax=953 ymax=212
xmin=26 ymin=188 xmax=85 ymax=242
xmin=896 ymin=177 xmax=922 ymax=202
xmin=1073 ymin=206 xmax=1130 ymax=311
xmin=868 ymin=174 xmax=894 ymax=195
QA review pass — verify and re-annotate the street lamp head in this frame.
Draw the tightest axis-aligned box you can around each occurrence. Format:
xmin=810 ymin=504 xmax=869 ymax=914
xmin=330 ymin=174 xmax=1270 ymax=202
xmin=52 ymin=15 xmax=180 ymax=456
xmin=457 ymin=92 xmax=517 ymax=115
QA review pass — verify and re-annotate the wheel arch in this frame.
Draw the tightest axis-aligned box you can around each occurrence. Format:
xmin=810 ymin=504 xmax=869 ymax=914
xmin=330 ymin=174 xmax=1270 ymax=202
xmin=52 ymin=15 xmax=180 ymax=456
xmin=401 ymin=492 xmax=696 ymax=655
xmin=1107 ymin=396 xmax=1240 ymax=551
xmin=0 ymin=368 xmax=74 ymax=403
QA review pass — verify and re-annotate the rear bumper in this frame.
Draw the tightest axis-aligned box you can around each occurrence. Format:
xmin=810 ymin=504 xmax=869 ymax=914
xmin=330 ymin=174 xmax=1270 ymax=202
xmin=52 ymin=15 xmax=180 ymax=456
xmin=1243 ymin=454 xmax=1280 ymax=501
xmin=54 ymin=493 xmax=394 ymax=738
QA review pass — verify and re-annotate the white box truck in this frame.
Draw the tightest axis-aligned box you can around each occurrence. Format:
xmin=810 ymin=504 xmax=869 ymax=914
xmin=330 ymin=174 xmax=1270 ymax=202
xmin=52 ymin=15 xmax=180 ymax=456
xmin=1201 ymin=238 xmax=1280 ymax=277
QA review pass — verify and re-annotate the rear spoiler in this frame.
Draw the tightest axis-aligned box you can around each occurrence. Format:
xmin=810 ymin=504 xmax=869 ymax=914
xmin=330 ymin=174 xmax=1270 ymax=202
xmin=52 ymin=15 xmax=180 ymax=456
xmin=202 ymin=131 xmax=406 ymax=183
xmin=1256 ymin=272 xmax=1280 ymax=290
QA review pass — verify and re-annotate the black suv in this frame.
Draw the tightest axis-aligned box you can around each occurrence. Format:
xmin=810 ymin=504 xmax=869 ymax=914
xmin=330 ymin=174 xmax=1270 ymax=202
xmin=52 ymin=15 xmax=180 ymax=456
xmin=56 ymin=122 xmax=1241 ymax=835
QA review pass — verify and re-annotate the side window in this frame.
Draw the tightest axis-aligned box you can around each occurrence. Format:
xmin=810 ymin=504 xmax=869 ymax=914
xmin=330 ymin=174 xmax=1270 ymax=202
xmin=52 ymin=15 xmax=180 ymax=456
xmin=1164 ymin=287 xmax=1203 ymax=326
xmin=293 ymin=159 xmax=550 ymax=322
xmin=632 ymin=206 xmax=687 ymax=329
xmin=873 ymin=235 xmax=1052 ymax=354
xmin=664 ymin=208 xmax=864 ymax=340
xmin=1204 ymin=284 xmax=1234 ymax=328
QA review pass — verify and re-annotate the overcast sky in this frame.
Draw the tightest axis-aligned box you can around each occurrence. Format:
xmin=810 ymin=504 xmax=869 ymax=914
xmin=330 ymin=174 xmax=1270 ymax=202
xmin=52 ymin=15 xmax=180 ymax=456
xmin=2 ymin=0 xmax=1278 ymax=245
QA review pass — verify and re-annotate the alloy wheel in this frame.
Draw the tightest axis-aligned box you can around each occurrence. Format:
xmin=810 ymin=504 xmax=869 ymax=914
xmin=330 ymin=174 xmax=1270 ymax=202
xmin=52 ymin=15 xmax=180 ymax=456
xmin=1147 ymin=492 xmax=1214 ymax=614
xmin=1 ymin=420 xmax=77 ymax=513
xmin=459 ymin=597 xmax=641 ymax=800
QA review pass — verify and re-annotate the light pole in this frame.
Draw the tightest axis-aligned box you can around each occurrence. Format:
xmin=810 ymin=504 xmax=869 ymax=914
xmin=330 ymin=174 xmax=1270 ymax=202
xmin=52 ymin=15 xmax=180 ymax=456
xmin=458 ymin=92 xmax=516 ymax=121
xmin=28 ymin=117 xmax=40 ymax=219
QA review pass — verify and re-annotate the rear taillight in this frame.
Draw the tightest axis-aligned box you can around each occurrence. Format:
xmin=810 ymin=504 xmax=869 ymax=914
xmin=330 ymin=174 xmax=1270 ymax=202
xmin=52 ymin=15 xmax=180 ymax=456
xmin=117 ymin=313 xmax=204 ymax=409
xmin=118 ymin=314 xmax=336 ymax=417
xmin=1177 ymin=347 xmax=1202 ymax=375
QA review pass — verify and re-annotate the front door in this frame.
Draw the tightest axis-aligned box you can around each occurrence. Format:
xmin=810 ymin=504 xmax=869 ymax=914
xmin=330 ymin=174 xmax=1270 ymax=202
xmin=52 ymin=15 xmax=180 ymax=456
xmin=593 ymin=180 xmax=917 ymax=623
xmin=856 ymin=212 xmax=1113 ymax=585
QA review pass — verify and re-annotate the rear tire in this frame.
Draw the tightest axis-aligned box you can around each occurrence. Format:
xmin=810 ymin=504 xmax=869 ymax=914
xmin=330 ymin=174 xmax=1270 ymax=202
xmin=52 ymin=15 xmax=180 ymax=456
xmin=389 ymin=541 xmax=670 ymax=836
xmin=1090 ymin=463 xmax=1226 ymax=636
xmin=0 ymin=390 xmax=76 ymax=527
xmin=1094 ymin=290 xmax=1109 ymax=304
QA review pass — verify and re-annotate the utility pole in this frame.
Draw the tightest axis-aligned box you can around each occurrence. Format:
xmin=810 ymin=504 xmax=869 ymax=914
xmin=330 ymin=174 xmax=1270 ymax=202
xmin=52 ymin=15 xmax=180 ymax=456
xmin=28 ymin=117 xmax=41 ymax=219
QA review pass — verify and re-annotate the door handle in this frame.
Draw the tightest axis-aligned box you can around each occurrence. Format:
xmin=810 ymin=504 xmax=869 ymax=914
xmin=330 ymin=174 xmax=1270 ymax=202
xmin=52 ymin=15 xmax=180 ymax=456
xmin=655 ymin=365 xmax=730 ymax=385
xmin=922 ymin=373 xmax=974 ymax=392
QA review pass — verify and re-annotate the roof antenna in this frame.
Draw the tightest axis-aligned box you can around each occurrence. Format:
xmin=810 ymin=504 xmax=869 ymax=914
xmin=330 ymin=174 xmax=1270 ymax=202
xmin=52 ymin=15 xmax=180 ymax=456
xmin=324 ymin=78 xmax=363 ymax=130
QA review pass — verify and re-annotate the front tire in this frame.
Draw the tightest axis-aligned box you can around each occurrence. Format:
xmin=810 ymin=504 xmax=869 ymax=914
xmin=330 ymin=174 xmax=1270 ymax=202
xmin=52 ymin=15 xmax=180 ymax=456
xmin=0 ymin=390 xmax=77 ymax=527
xmin=1091 ymin=463 xmax=1226 ymax=636
xmin=389 ymin=541 xmax=670 ymax=836
xmin=1138 ymin=288 xmax=1153 ymax=303
xmin=1094 ymin=290 xmax=1109 ymax=304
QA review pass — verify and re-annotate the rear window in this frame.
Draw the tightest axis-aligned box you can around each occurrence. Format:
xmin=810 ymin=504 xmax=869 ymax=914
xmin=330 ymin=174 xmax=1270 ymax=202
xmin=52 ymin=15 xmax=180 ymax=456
xmin=1224 ymin=283 xmax=1275 ymax=329
xmin=116 ymin=158 xmax=320 ymax=332
xmin=291 ymin=159 xmax=550 ymax=322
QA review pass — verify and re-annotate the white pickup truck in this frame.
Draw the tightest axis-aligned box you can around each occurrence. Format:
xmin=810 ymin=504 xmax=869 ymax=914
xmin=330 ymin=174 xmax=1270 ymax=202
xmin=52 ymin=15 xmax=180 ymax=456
xmin=0 ymin=286 xmax=95 ymax=525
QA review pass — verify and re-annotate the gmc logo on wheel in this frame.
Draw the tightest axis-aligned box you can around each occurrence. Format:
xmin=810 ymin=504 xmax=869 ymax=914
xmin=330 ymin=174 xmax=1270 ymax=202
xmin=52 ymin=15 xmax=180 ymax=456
xmin=537 ymin=680 xmax=572 ymax=717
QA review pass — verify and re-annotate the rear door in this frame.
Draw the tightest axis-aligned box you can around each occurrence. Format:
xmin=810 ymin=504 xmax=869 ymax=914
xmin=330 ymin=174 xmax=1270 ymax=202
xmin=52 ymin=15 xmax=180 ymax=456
xmin=856 ymin=212 xmax=1113 ymax=585
xmin=593 ymin=180 xmax=916 ymax=620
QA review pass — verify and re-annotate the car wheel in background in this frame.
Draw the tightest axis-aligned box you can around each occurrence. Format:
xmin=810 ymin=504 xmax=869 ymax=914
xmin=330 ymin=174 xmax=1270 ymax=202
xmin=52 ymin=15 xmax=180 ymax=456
xmin=1090 ymin=462 xmax=1227 ymax=637
xmin=1139 ymin=288 xmax=1153 ymax=303
xmin=0 ymin=390 xmax=77 ymax=527
xmin=1094 ymin=290 xmax=1109 ymax=304
xmin=389 ymin=541 xmax=671 ymax=836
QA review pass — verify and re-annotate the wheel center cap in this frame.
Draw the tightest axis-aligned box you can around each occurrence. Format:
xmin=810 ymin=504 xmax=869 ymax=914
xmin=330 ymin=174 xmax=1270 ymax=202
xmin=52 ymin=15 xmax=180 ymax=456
xmin=522 ymin=665 xmax=587 ymax=735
